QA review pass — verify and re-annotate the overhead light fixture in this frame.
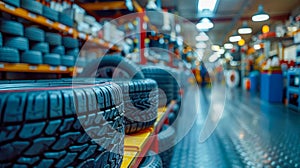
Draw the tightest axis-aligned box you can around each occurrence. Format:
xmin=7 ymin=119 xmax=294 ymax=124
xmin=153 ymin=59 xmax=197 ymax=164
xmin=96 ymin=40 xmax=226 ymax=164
xmin=211 ymin=45 xmax=220 ymax=51
xmin=229 ymin=32 xmax=241 ymax=42
xmin=198 ymin=0 xmax=218 ymax=12
xmin=254 ymin=44 xmax=261 ymax=50
xmin=252 ymin=5 xmax=269 ymax=22
xmin=224 ymin=43 xmax=233 ymax=49
xmin=238 ymin=21 xmax=252 ymax=34
xmin=196 ymin=18 xmax=214 ymax=31
xmin=218 ymin=48 xmax=225 ymax=55
xmin=195 ymin=32 xmax=209 ymax=41
xmin=209 ymin=52 xmax=220 ymax=62
xmin=238 ymin=39 xmax=245 ymax=46
xmin=196 ymin=42 xmax=207 ymax=49
xmin=262 ymin=25 xmax=270 ymax=34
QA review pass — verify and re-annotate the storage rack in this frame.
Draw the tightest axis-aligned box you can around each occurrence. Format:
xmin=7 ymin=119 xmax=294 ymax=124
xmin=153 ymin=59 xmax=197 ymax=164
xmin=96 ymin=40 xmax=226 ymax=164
xmin=287 ymin=68 xmax=300 ymax=111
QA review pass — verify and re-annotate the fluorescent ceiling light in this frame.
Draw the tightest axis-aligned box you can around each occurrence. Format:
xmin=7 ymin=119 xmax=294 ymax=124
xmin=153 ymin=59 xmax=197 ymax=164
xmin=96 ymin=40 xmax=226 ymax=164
xmin=252 ymin=5 xmax=269 ymax=22
xmin=211 ymin=45 xmax=220 ymax=51
xmin=195 ymin=32 xmax=209 ymax=41
xmin=198 ymin=0 xmax=218 ymax=12
xmin=224 ymin=43 xmax=233 ymax=49
xmin=238 ymin=21 xmax=252 ymax=34
xmin=229 ymin=32 xmax=241 ymax=42
xmin=254 ymin=44 xmax=261 ymax=50
xmin=196 ymin=42 xmax=207 ymax=49
xmin=209 ymin=52 xmax=220 ymax=62
xmin=218 ymin=48 xmax=225 ymax=55
xmin=196 ymin=18 xmax=214 ymax=30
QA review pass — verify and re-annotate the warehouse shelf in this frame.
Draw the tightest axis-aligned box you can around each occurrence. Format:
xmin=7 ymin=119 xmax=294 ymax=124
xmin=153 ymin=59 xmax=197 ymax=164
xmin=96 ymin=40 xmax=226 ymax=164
xmin=0 ymin=62 xmax=76 ymax=75
xmin=0 ymin=2 xmax=120 ymax=51
xmin=121 ymin=101 xmax=176 ymax=168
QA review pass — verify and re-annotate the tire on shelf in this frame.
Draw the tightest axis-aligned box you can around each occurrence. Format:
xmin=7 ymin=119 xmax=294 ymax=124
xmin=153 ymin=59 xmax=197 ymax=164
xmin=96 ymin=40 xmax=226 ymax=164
xmin=66 ymin=48 xmax=79 ymax=57
xmin=0 ymin=32 xmax=2 ymax=47
xmin=158 ymin=124 xmax=176 ymax=168
xmin=168 ymin=112 xmax=176 ymax=125
xmin=3 ymin=0 xmax=20 ymax=7
xmin=139 ymin=150 xmax=163 ymax=168
xmin=59 ymin=12 xmax=74 ymax=27
xmin=51 ymin=46 xmax=65 ymax=55
xmin=25 ymin=27 xmax=45 ymax=42
xmin=0 ymin=47 xmax=20 ymax=63
xmin=21 ymin=50 xmax=43 ymax=64
xmin=21 ymin=0 xmax=43 ymax=15
xmin=45 ymin=33 xmax=62 ymax=46
xmin=61 ymin=55 xmax=75 ymax=67
xmin=0 ymin=82 xmax=125 ymax=167
xmin=63 ymin=37 xmax=79 ymax=49
xmin=81 ymin=55 xmax=144 ymax=79
xmin=0 ymin=20 xmax=24 ymax=36
xmin=31 ymin=42 xmax=49 ymax=54
xmin=43 ymin=53 xmax=61 ymax=66
xmin=4 ymin=37 xmax=29 ymax=51
xmin=141 ymin=66 xmax=175 ymax=107
xmin=42 ymin=6 xmax=59 ymax=22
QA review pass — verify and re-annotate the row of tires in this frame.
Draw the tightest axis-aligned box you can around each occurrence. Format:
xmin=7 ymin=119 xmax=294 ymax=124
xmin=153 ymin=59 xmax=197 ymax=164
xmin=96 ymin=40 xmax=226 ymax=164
xmin=3 ymin=0 xmax=74 ymax=27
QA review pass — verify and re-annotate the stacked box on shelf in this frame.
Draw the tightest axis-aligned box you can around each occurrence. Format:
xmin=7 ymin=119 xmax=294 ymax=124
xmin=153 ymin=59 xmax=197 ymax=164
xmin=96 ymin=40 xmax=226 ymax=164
xmin=287 ymin=68 xmax=300 ymax=111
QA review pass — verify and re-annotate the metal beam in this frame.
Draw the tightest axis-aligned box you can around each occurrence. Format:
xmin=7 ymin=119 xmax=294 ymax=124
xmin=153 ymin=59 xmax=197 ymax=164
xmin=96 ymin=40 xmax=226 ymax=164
xmin=80 ymin=1 xmax=127 ymax=11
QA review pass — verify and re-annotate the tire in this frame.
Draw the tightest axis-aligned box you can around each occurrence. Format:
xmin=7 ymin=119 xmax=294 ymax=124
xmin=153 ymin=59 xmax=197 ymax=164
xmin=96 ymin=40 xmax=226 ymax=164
xmin=25 ymin=27 xmax=45 ymax=42
xmin=59 ymin=12 xmax=74 ymax=27
xmin=115 ymin=79 xmax=158 ymax=134
xmin=0 ymin=32 xmax=2 ymax=47
xmin=63 ymin=37 xmax=79 ymax=49
xmin=45 ymin=33 xmax=62 ymax=46
xmin=21 ymin=0 xmax=43 ymax=15
xmin=158 ymin=125 xmax=176 ymax=168
xmin=66 ymin=48 xmax=79 ymax=57
xmin=81 ymin=56 xmax=144 ymax=79
xmin=42 ymin=6 xmax=59 ymax=22
xmin=43 ymin=53 xmax=61 ymax=66
xmin=31 ymin=42 xmax=49 ymax=54
xmin=0 ymin=82 xmax=124 ymax=168
xmin=4 ymin=37 xmax=29 ymax=51
xmin=0 ymin=47 xmax=20 ymax=63
xmin=141 ymin=66 xmax=175 ymax=106
xmin=0 ymin=20 xmax=24 ymax=36
xmin=3 ymin=0 xmax=20 ymax=7
xmin=51 ymin=46 xmax=65 ymax=55
xmin=21 ymin=50 xmax=43 ymax=64
xmin=168 ymin=112 xmax=176 ymax=125
xmin=61 ymin=55 xmax=75 ymax=67
xmin=139 ymin=151 xmax=163 ymax=168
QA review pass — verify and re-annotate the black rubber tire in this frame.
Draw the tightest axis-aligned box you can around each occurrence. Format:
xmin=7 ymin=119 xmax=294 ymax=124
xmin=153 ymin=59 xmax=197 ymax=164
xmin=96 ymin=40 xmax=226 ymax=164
xmin=3 ymin=0 xmax=20 ymax=7
xmin=59 ymin=12 xmax=74 ymax=27
xmin=51 ymin=46 xmax=65 ymax=55
xmin=42 ymin=6 xmax=59 ymax=22
xmin=61 ymin=55 xmax=75 ymax=67
xmin=81 ymin=56 xmax=144 ymax=79
xmin=0 ymin=82 xmax=124 ymax=168
xmin=21 ymin=0 xmax=43 ymax=15
xmin=66 ymin=48 xmax=79 ymax=57
xmin=158 ymin=125 xmax=176 ymax=168
xmin=0 ymin=20 xmax=24 ymax=36
xmin=139 ymin=150 xmax=163 ymax=168
xmin=31 ymin=42 xmax=49 ymax=54
xmin=115 ymin=79 xmax=158 ymax=134
xmin=141 ymin=66 xmax=175 ymax=106
xmin=43 ymin=53 xmax=61 ymax=66
xmin=0 ymin=47 xmax=20 ymax=63
xmin=21 ymin=50 xmax=43 ymax=64
xmin=63 ymin=37 xmax=79 ymax=49
xmin=4 ymin=37 xmax=29 ymax=51
xmin=45 ymin=33 xmax=62 ymax=46
xmin=25 ymin=27 xmax=45 ymax=42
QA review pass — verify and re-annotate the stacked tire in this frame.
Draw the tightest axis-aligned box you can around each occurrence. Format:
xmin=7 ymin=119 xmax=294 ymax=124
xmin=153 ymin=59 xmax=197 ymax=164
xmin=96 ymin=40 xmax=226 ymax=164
xmin=0 ymin=82 xmax=125 ymax=168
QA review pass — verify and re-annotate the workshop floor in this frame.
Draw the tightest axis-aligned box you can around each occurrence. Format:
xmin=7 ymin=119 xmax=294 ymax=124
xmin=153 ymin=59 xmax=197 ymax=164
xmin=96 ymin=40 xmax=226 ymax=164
xmin=171 ymin=88 xmax=300 ymax=168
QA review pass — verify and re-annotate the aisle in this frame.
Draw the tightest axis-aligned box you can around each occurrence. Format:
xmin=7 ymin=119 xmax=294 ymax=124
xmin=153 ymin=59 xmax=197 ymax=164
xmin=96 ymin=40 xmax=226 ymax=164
xmin=170 ymin=88 xmax=300 ymax=168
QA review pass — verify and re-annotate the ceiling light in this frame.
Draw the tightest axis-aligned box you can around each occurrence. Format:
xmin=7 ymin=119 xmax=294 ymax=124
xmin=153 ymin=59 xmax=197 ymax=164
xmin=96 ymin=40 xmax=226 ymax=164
xmin=218 ymin=48 xmax=225 ymax=55
xmin=198 ymin=0 xmax=218 ymax=12
xmin=224 ymin=43 xmax=233 ymax=49
xmin=238 ymin=39 xmax=245 ymax=46
xmin=254 ymin=44 xmax=261 ymax=50
xmin=211 ymin=45 xmax=220 ymax=51
xmin=196 ymin=18 xmax=214 ymax=31
xmin=262 ymin=25 xmax=270 ymax=34
xmin=209 ymin=52 xmax=220 ymax=62
xmin=229 ymin=32 xmax=241 ymax=42
xmin=196 ymin=42 xmax=207 ymax=49
xmin=238 ymin=21 xmax=252 ymax=34
xmin=195 ymin=32 xmax=209 ymax=41
xmin=252 ymin=5 xmax=269 ymax=22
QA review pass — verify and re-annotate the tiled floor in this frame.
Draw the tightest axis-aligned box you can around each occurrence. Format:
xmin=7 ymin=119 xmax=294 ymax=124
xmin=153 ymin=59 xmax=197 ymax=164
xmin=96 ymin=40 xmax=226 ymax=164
xmin=170 ymin=88 xmax=300 ymax=168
